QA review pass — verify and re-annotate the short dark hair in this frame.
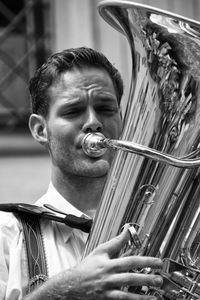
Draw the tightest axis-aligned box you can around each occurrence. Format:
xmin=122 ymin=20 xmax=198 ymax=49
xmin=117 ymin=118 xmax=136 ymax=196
xmin=29 ymin=47 xmax=124 ymax=117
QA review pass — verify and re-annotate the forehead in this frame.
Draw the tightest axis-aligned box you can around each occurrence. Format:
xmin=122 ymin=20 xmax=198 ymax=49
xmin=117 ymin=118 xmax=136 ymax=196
xmin=49 ymin=66 xmax=117 ymax=98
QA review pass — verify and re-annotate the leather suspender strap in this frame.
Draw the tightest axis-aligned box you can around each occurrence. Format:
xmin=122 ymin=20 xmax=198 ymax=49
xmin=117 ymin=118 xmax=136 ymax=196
xmin=15 ymin=213 xmax=48 ymax=293
xmin=0 ymin=202 xmax=92 ymax=293
xmin=0 ymin=203 xmax=92 ymax=233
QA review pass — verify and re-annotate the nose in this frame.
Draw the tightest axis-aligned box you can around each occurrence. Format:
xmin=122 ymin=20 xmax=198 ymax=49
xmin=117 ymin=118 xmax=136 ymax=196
xmin=82 ymin=108 xmax=103 ymax=133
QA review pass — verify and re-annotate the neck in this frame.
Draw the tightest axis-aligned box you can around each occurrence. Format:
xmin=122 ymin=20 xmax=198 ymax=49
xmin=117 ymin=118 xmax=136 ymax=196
xmin=51 ymin=170 xmax=107 ymax=217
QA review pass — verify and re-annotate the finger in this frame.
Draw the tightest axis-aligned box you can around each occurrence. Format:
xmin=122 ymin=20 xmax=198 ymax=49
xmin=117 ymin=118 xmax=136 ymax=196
xmin=104 ymin=273 xmax=163 ymax=288
xmin=108 ymin=256 xmax=163 ymax=272
xmin=105 ymin=289 xmax=157 ymax=300
xmin=94 ymin=224 xmax=131 ymax=257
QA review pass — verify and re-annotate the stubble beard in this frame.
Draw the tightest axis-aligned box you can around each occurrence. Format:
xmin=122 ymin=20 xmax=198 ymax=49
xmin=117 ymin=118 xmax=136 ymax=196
xmin=60 ymin=154 xmax=111 ymax=179
xmin=47 ymin=137 xmax=112 ymax=179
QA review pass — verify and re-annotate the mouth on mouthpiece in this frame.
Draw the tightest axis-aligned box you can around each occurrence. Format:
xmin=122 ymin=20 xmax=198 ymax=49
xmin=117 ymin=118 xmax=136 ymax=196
xmin=82 ymin=133 xmax=107 ymax=158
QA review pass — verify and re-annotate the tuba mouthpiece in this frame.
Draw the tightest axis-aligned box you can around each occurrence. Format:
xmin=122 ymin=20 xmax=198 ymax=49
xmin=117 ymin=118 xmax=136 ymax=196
xmin=82 ymin=133 xmax=107 ymax=157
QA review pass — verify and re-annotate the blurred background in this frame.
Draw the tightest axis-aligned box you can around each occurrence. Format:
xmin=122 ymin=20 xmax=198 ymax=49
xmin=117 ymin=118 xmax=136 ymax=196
xmin=0 ymin=0 xmax=200 ymax=204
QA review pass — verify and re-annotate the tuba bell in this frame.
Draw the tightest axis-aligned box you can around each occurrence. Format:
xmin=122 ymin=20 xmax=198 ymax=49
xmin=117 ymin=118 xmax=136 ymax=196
xmin=83 ymin=1 xmax=200 ymax=299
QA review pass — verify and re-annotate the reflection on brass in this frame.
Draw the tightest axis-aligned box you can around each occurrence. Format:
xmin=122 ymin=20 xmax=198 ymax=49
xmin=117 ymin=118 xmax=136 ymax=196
xmin=84 ymin=1 xmax=200 ymax=299
xmin=82 ymin=132 xmax=200 ymax=167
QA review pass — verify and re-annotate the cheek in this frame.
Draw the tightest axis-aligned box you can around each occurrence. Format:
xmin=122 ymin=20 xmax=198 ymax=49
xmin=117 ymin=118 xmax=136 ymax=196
xmin=117 ymin=117 xmax=123 ymax=136
xmin=49 ymin=120 xmax=77 ymax=141
xmin=46 ymin=126 xmax=70 ymax=154
xmin=106 ymin=116 xmax=122 ymax=138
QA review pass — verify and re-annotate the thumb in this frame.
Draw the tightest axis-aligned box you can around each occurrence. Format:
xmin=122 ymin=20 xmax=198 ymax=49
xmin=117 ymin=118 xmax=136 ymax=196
xmin=94 ymin=223 xmax=131 ymax=258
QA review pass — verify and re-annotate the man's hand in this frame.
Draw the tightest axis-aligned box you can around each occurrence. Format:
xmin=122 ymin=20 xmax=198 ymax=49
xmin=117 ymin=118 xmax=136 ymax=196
xmin=24 ymin=226 xmax=163 ymax=300
xmin=67 ymin=225 xmax=163 ymax=299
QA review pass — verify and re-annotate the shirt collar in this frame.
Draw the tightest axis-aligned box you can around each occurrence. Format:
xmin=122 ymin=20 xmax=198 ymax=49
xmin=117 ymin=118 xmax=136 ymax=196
xmin=35 ymin=182 xmax=89 ymax=243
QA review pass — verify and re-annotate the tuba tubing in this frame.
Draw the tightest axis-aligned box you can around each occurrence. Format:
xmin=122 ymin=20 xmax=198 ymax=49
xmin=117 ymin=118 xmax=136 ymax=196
xmin=82 ymin=132 xmax=200 ymax=168
xmin=84 ymin=1 xmax=200 ymax=299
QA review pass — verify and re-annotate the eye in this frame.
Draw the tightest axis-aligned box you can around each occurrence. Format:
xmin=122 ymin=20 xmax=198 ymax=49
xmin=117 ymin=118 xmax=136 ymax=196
xmin=96 ymin=105 xmax=118 ymax=115
xmin=63 ymin=107 xmax=84 ymax=118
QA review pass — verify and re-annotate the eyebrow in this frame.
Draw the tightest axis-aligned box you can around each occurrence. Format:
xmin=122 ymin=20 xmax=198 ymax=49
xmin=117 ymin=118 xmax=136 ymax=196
xmin=58 ymin=95 xmax=82 ymax=105
xmin=94 ymin=92 xmax=118 ymax=102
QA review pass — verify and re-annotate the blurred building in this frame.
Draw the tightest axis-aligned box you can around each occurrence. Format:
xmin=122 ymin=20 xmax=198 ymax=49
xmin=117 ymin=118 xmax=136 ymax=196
xmin=1 ymin=0 xmax=199 ymax=132
xmin=0 ymin=0 xmax=200 ymax=203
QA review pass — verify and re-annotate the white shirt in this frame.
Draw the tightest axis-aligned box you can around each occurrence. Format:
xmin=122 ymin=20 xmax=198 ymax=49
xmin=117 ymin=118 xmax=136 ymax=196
xmin=0 ymin=183 xmax=89 ymax=300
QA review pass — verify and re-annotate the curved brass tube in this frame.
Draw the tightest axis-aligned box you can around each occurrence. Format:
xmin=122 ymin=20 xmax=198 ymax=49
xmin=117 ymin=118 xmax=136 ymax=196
xmin=82 ymin=133 xmax=200 ymax=168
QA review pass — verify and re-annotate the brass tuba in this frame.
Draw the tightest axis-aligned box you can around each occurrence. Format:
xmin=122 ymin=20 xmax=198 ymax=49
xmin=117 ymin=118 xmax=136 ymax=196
xmin=83 ymin=1 xmax=200 ymax=299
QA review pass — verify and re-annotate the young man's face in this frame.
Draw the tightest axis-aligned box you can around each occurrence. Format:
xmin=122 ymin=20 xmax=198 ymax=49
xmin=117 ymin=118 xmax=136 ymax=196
xmin=45 ymin=66 xmax=122 ymax=179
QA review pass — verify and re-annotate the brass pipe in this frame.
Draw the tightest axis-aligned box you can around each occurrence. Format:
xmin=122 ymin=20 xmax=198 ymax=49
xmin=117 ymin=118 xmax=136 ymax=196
xmin=82 ymin=133 xmax=200 ymax=168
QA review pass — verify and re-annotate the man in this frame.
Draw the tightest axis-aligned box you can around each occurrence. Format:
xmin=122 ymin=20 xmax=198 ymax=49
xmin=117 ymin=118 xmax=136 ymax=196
xmin=0 ymin=47 xmax=163 ymax=299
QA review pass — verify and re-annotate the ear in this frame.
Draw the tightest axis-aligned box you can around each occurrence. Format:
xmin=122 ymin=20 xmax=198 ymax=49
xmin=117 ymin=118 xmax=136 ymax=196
xmin=29 ymin=114 xmax=48 ymax=145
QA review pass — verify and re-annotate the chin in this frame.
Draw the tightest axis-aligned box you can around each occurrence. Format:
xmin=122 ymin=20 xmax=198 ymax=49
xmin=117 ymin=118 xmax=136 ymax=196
xmin=78 ymin=158 xmax=111 ymax=178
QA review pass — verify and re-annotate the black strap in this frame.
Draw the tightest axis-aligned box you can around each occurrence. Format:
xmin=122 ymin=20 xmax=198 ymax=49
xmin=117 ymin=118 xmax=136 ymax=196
xmin=0 ymin=203 xmax=93 ymax=293
xmin=15 ymin=212 xmax=48 ymax=293
xmin=0 ymin=203 xmax=92 ymax=233
xmin=0 ymin=202 xmax=93 ymax=293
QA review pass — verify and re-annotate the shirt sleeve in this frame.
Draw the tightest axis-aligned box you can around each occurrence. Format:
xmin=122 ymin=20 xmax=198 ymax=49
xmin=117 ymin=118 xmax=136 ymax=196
xmin=0 ymin=212 xmax=27 ymax=300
